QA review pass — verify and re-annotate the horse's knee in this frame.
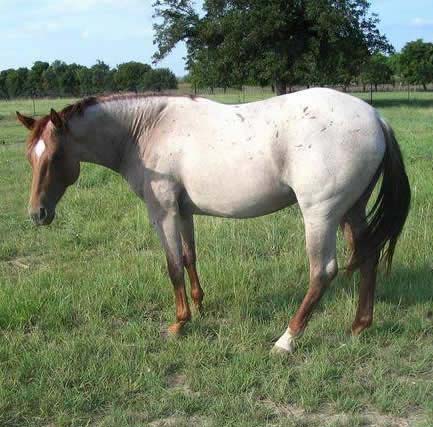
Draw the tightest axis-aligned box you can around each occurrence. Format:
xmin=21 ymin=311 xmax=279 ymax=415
xmin=182 ymin=249 xmax=196 ymax=268
xmin=311 ymin=258 xmax=338 ymax=285
xmin=191 ymin=287 xmax=204 ymax=302
xmin=167 ymin=259 xmax=184 ymax=284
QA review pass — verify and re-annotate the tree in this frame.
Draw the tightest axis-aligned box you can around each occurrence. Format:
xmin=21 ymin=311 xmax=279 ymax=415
xmin=399 ymin=39 xmax=433 ymax=90
xmin=142 ymin=68 xmax=178 ymax=91
xmin=76 ymin=66 xmax=93 ymax=96
xmin=50 ymin=60 xmax=69 ymax=95
xmin=41 ymin=65 xmax=58 ymax=95
xmin=28 ymin=61 xmax=49 ymax=96
xmin=91 ymin=60 xmax=112 ymax=94
xmin=153 ymin=0 xmax=392 ymax=94
xmin=360 ymin=53 xmax=393 ymax=91
xmin=5 ymin=70 xmax=20 ymax=98
xmin=60 ymin=63 xmax=81 ymax=96
xmin=0 ymin=70 xmax=8 ymax=98
xmin=387 ymin=53 xmax=402 ymax=87
xmin=115 ymin=61 xmax=152 ymax=92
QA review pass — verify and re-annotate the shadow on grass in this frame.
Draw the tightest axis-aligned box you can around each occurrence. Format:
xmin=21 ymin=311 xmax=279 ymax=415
xmin=222 ymin=263 xmax=433 ymax=326
xmin=376 ymin=264 xmax=433 ymax=306
xmin=370 ymin=98 xmax=433 ymax=109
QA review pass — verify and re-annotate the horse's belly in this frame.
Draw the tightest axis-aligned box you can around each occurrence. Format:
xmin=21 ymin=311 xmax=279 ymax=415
xmin=181 ymin=178 xmax=297 ymax=218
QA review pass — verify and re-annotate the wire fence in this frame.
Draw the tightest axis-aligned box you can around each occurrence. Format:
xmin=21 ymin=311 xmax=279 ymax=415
xmin=2 ymin=83 xmax=433 ymax=119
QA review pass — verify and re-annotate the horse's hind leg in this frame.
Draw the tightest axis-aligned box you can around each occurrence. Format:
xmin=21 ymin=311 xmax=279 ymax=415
xmin=272 ymin=215 xmax=339 ymax=354
xmin=341 ymin=203 xmax=380 ymax=335
xmin=179 ymin=214 xmax=204 ymax=314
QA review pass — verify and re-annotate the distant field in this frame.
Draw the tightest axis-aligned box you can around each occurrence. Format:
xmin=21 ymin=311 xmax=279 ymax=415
xmin=0 ymin=92 xmax=432 ymax=426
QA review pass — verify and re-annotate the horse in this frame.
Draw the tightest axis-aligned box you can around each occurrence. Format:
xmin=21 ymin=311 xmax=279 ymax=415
xmin=16 ymin=88 xmax=411 ymax=354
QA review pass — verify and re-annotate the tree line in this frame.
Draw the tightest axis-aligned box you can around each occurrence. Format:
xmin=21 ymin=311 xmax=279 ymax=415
xmin=154 ymin=0 xmax=433 ymax=94
xmin=0 ymin=60 xmax=178 ymax=99
xmin=357 ymin=40 xmax=433 ymax=92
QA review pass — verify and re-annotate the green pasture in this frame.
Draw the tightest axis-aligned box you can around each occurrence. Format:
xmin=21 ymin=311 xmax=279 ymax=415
xmin=0 ymin=92 xmax=432 ymax=426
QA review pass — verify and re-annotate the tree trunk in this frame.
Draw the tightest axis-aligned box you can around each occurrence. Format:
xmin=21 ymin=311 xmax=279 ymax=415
xmin=423 ymin=83 xmax=427 ymax=91
xmin=375 ymin=83 xmax=378 ymax=92
xmin=275 ymin=79 xmax=287 ymax=96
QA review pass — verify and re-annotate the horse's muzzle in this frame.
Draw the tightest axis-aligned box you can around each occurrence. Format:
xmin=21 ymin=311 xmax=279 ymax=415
xmin=30 ymin=207 xmax=55 ymax=225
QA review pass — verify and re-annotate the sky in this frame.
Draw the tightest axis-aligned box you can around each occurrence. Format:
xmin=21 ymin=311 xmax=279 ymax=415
xmin=1 ymin=0 xmax=433 ymax=76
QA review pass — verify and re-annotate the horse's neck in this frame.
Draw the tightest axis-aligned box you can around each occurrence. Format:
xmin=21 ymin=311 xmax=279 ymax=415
xmin=69 ymin=97 xmax=165 ymax=172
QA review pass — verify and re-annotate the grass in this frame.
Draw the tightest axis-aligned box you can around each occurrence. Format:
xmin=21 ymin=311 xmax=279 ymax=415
xmin=0 ymin=92 xmax=432 ymax=426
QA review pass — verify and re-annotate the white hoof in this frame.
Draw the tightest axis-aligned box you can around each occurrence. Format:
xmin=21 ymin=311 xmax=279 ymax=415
xmin=271 ymin=328 xmax=297 ymax=355
xmin=270 ymin=341 xmax=295 ymax=355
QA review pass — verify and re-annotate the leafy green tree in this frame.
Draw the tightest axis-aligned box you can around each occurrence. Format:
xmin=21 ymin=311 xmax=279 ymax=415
xmin=41 ymin=65 xmax=58 ymax=95
xmin=0 ymin=70 xmax=7 ymax=98
xmin=1 ymin=67 xmax=30 ymax=97
xmin=28 ymin=61 xmax=49 ymax=96
xmin=76 ymin=66 xmax=93 ymax=96
xmin=91 ymin=60 xmax=112 ymax=93
xmin=153 ymin=0 xmax=392 ymax=94
xmin=5 ymin=70 xmax=20 ymax=98
xmin=60 ymin=63 xmax=81 ymax=96
xmin=360 ymin=53 xmax=393 ymax=91
xmin=142 ymin=68 xmax=178 ymax=91
xmin=16 ymin=67 xmax=30 ymax=96
xmin=399 ymin=39 xmax=433 ymax=90
xmin=40 ymin=60 xmax=68 ymax=95
xmin=387 ymin=53 xmax=402 ymax=86
xmin=115 ymin=61 xmax=152 ymax=91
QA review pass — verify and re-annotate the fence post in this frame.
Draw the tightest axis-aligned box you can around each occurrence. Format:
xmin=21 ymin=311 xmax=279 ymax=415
xmin=31 ymin=91 xmax=36 ymax=116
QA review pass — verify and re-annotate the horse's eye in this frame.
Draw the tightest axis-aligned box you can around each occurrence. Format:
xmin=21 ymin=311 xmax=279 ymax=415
xmin=52 ymin=151 xmax=62 ymax=162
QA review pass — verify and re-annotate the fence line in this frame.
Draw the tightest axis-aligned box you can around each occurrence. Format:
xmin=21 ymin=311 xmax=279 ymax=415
xmin=2 ymin=84 xmax=432 ymax=119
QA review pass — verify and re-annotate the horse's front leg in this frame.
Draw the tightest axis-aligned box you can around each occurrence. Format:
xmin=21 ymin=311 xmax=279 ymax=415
xmin=149 ymin=205 xmax=191 ymax=336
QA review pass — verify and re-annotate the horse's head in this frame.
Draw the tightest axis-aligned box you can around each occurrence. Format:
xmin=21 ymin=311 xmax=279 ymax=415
xmin=17 ymin=109 xmax=80 ymax=225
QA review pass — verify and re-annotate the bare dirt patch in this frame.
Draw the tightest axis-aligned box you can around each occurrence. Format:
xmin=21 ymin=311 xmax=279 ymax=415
xmin=148 ymin=415 xmax=211 ymax=427
xmin=166 ymin=372 xmax=200 ymax=397
xmin=259 ymin=399 xmax=426 ymax=427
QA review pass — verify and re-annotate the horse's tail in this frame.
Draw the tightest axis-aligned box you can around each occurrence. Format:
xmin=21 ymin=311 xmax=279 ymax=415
xmin=348 ymin=117 xmax=411 ymax=272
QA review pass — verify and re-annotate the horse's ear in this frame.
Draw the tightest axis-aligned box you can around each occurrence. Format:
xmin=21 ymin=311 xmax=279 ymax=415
xmin=16 ymin=112 xmax=36 ymax=130
xmin=50 ymin=109 xmax=64 ymax=129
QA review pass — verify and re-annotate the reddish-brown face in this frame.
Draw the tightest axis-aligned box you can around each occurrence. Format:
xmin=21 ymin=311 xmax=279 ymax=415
xmin=17 ymin=110 xmax=80 ymax=226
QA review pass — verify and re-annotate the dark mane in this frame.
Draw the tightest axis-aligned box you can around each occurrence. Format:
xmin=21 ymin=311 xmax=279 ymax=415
xmin=26 ymin=92 xmax=197 ymax=152
xmin=60 ymin=92 xmax=196 ymax=120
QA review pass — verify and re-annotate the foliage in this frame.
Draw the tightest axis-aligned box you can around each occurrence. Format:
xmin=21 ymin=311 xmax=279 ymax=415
xmin=153 ymin=0 xmax=393 ymax=94
xmin=399 ymin=39 xmax=433 ymax=90
xmin=360 ymin=53 xmax=394 ymax=90
xmin=0 ymin=60 xmax=178 ymax=100
xmin=141 ymin=68 xmax=178 ymax=91
xmin=114 ymin=62 xmax=152 ymax=92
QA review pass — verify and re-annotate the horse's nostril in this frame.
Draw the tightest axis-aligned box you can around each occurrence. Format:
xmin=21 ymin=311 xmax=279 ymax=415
xmin=39 ymin=207 xmax=47 ymax=221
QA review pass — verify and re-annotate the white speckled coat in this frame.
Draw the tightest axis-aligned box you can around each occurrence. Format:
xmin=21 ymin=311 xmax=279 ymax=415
xmin=21 ymin=88 xmax=410 ymax=352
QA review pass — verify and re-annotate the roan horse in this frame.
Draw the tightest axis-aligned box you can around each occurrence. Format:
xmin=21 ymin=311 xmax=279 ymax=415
xmin=17 ymin=88 xmax=410 ymax=354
